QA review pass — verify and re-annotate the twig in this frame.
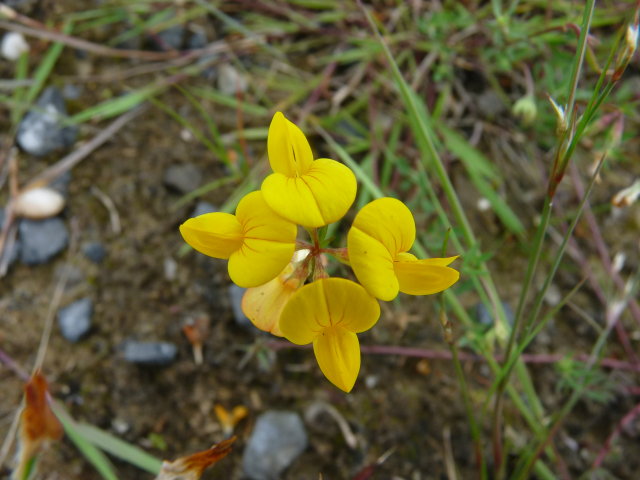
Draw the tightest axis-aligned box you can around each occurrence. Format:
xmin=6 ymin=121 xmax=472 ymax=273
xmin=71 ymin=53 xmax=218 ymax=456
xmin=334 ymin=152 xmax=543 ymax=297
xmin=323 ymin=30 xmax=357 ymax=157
xmin=25 ymin=106 xmax=146 ymax=190
xmin=443 ymin=426 xmax=458 ymax=480
xmin=90 ymin=186 xmax=121 ymax=235
xmin=32 ymin=218 xmax=79 ymax=372
xmin=267 ymin=340 xmax=640 ymax=372
xmin=0 ymin=148 xmax=19 ymax=276
xmin=569 ymin=162 xmax=640 ymax=328
xmin=0 ymin=15 xmax=255 ymax=63
xmin=593 ymin=401 xmax=640 ymax=468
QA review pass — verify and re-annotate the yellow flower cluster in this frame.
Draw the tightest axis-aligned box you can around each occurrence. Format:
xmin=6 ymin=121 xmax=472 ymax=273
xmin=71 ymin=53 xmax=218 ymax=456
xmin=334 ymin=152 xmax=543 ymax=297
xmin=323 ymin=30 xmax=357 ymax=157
xmin=180 ymin=112 xmax=459 ymax=392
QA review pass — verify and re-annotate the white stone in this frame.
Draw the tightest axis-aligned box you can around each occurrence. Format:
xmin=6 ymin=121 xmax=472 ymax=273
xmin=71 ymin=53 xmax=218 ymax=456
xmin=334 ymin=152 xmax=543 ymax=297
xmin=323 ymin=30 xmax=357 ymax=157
xmin=1 ymin=32 xmax=29 ymax=61
xmin=14 ymin=187 xmax=65 ymax=219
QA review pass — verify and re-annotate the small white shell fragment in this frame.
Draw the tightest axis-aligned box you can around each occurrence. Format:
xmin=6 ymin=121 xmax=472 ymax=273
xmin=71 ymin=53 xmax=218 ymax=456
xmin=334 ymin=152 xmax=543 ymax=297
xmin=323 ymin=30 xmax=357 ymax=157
xmin=14 ymin=187 xmax=65 ymax=220
xmin=1 ymin=32 xmax=30 ymax=61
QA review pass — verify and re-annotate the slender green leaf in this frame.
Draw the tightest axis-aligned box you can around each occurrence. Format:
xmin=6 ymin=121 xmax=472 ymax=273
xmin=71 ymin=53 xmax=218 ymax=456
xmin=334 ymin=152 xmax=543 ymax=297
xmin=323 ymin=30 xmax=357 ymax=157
xmin=53 ymin=404 xmax=119 ymax=480
xmin=74 ymin=423 xmax=163 ymax=474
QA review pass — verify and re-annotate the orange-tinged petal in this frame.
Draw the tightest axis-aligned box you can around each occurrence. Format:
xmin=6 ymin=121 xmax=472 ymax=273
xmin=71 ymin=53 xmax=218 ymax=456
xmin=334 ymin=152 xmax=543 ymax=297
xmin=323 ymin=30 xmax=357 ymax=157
xmin=347 ymin=227 xmax=399 ymax=301
xmin=313 ymin=326 xmax=360 ymax=392
xmin=351 ymin=197 xmax=415 ymax=256
xmin=179 ymin=213 xmax=243 ymax=259
xmin=395 ymin=259 xmax=460 ymax=295
xmin=267 ymin=112 xmax=313 ymax=176
xmin=227 ymin=191 xmax=297 ymax=287
xmin=279 ymin=278 xmax=380 ymax=344
xmin=261 ymin=159 xmax=356 ymax=227
xmin=241 ymin=263 xmax=303 ymax=336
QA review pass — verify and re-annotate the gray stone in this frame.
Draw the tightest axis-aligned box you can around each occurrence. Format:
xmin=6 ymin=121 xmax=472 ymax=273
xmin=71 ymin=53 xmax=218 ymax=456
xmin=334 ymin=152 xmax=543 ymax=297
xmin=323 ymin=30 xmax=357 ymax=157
xmin=154 ymin=25 xmax=184 ymax=50
xmin=242 ymin=411 xmax=308 ymax=480
xmin=83 ymin=242 xmax=107 ymax=263
xmin=163 ymin=164 xmax=202 ymax=194
xmin=122 ymin=341 xmax=177 ymax=366
xmin=191 ymin=201 xmax=217 ymax=218
xmin=229 ymin=284 xmax=251 ymax=328
xmin=57 ymin=298 xmax=93 ymax=342
xmin=18 ymin=217 xmax=69 ymax=265
xmin=217 ymin=64 xmax=248 ymax=95
xmin=476 ymin=90 xmax=507 ymax=118
xmin=62 ymin=84 xmax=82 ymax=100
xmin=188 ymin=31 xmax=208 ymax=49
xmin=474 ymin=301 xmax=514 ymax=330
xmin=16 ymin=86 xmax=77 ymax=156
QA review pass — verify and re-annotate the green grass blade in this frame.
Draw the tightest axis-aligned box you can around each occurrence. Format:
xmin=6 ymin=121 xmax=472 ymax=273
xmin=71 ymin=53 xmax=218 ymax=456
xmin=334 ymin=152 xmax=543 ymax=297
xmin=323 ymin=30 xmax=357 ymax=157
xmin=73 ymin=423 xmax=163 ymax=474
xmin=52 ymin=404 xmax=119 ymax=480
xmin=69 ymin=86 xmax=158 ymax=124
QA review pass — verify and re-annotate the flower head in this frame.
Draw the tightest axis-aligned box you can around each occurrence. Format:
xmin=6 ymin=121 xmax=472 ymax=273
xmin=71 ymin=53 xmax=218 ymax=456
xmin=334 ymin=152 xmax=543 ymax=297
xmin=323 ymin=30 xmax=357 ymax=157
xmin=279 ymin=278 xmax=380 ymax=392
xmin=347 ymin=197 xmax=460 ymax=301
xmin=179 ymin=190 xmax=297 ymax=288
xmin=261 ymin=112 xmax=357 ymax=227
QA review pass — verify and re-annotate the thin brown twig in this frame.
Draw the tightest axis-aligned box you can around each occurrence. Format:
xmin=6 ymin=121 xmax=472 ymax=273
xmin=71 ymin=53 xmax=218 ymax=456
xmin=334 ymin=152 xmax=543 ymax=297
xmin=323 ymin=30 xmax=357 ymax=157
xmin=569 ymin=163 xmax=640 ymax=328
xmin=25 ymin=106 xmax=146 ymax=190
xmin=593 ymin=401 xmax=640 ymax=468
xmin=32 ymin=218 xmax=79 ymax=372
xmin=267 ymin=340 xmax=640 ymax=372
xmin=0 ymin=6 xmax=260 ymax=63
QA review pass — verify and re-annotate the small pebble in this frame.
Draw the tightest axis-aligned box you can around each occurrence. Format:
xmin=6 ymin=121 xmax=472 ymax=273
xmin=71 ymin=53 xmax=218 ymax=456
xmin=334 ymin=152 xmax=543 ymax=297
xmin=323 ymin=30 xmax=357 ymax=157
xmin=62 ymin=84 xmax=82 ymax=100
xmin=191 ymin=201 xmax=217 ymax=218
xmin=16 ymin=86 xmax=77 ymax=157
xmin=163 ymin=257 xmax=177 ymax=281
xmin=242 ymin=411 xmax=308 ymax=480
xmin=474 ymin=301 xmax=514 ymax=330
xmin=154 ymin=25 xmax=184 ymax=50
xmin=19 ymin=217 xmax=69 ymax=265
xmin=163 ymin=163 xmax=202 ymax=194
xmin=229 ymin=284 xmax=251 ymax=328
xmin=187 ymin=31 xmax=208 ymax=49
xmin=122 ymin=341 xmax=178 ymax=366
xmin=57 ymin=298 xmax=93 ymax=342
xmin=83 ymin=242 xmax=107 ymax=264
xmin=217 ymin=64 xmax=248 ymax=95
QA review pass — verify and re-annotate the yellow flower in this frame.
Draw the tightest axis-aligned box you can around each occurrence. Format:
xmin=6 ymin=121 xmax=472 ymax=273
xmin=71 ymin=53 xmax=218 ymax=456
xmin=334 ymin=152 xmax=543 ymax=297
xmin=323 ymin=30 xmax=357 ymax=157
xmin=241 ymin=250 xmax=309 ymax=336
xmin=279 ymin=278 xmax=380 ymax=392
xmin=179 ymin=191 xmax=297 ymax=288
xmin=261 ymin=112 xmax=357 ymax=227
xmin=347 ymin=197 xmax=460 ymax=301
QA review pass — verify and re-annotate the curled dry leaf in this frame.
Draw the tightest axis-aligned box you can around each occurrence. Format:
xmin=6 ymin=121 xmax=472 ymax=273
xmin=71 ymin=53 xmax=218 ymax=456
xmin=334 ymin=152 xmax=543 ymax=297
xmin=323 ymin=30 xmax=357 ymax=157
xmin=15 ymin=371 xmax=64 ymax=478
xmin=14 ymin=187 xmax=65 ymax=219
xmin=155 ymin=436 xmax=236 ymax=480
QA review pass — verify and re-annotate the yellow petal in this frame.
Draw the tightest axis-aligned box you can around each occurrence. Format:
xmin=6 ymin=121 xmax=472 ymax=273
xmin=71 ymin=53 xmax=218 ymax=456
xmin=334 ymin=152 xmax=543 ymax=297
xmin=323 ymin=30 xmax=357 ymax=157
xmin=241 ymin=263 xmax=303 ymax=336
xmin=394 ymin=259 xmax=460 ymax=295
xmin=351 ymin=197 xmax=415 ymax=256
xmin=261 ymin=159 xmax=356 ymax=227
xmin=279 ymin=278 xmax=380 ymax=344
xmin=347 ymin=226 xmax=399 ymax=301
xmin=228 ymin=191 xmax=297 ymax=287
xmin=267 ymin=112 xmax=313 ymax=177
xmin=313 ymin=326 xmax=360 ymax=392
xmin=179 ymin=213 xmax=243 ymax=259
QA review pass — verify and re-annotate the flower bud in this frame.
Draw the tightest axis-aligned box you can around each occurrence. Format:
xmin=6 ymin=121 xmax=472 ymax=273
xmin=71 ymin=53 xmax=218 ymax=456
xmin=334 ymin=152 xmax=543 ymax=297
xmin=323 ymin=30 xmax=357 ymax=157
xmin=512 ymin=95 xmax=537 ymax=125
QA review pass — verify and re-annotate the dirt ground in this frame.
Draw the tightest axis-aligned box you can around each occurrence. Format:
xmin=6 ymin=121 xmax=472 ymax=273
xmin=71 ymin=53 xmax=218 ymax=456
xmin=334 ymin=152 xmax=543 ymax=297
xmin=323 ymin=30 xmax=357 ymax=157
xmin=2 ymin=1 xmax=640 ymax=479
